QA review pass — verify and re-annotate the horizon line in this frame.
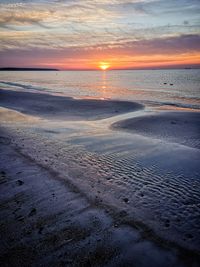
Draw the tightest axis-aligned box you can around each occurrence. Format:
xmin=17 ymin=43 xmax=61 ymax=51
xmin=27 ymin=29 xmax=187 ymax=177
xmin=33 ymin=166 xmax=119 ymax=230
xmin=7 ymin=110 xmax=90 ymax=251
xmin=1 ymin=65 xmax=200 ymax=71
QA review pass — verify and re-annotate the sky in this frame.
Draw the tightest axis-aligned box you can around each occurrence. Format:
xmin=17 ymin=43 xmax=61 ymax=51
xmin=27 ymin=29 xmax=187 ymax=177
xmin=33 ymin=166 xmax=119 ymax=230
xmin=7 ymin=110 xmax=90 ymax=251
xmin=0 ymin=0 xmax=200 ymax=70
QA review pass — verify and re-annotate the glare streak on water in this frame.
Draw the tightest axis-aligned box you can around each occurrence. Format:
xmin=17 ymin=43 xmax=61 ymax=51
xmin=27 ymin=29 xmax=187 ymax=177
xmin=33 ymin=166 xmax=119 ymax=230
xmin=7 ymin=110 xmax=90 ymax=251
xmin=0 ymin=69 xmax=200 ymax=109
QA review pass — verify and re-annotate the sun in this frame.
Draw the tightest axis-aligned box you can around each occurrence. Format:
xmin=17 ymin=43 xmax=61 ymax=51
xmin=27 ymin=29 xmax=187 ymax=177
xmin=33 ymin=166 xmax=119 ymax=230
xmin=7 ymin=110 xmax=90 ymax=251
xmin=100 ymin=64 xmax=109 ymax=70
xmin=99 ymin=62 xmax=110 ymax=70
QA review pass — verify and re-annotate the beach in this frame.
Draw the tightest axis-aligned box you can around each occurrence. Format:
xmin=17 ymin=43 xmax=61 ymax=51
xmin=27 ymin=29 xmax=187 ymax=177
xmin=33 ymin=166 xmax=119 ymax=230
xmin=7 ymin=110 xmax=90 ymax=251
xmin=1 ymin=0 xmax=200 ymax=264
xmin=0 ymin=71 xmax=200 ymax=267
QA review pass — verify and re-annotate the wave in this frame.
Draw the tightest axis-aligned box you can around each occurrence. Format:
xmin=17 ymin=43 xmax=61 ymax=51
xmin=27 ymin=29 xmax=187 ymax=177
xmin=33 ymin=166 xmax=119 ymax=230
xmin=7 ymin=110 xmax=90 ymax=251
xmin=0 ymin=80 xmax=50 ymax=94
xmin=143 ymin=100 xmax=200 ymax=110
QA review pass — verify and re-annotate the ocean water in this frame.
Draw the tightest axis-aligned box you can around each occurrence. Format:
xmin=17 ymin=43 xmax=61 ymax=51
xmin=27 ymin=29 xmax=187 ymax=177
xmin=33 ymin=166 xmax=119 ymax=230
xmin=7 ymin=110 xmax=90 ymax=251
xmin=0 ymin=69 xmax=200 ymax=110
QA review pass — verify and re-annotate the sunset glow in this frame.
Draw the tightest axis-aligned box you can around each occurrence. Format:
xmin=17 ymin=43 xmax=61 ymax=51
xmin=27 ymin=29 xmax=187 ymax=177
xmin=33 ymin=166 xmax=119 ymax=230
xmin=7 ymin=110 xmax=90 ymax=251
xmin=0 ymin=1 xmax=199 ymax=70
xmin=99 ymin=63 xmax=110 ymax=71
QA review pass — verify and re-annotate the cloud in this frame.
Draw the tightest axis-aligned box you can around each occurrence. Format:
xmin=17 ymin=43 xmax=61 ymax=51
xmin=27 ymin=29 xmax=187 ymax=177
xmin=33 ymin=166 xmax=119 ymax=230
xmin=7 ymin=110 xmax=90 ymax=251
xmin=0 ymin=1 xmax=119 ymax=28
xmin=1 ymin=33 xmax=199 ymax=55
xmin=117 ymin=34 xmax=200 ymax=55
xmin=75 ymin=34 xmax=200 ymax=56
xmin=0 ymin=0 xmax=199 ymax=68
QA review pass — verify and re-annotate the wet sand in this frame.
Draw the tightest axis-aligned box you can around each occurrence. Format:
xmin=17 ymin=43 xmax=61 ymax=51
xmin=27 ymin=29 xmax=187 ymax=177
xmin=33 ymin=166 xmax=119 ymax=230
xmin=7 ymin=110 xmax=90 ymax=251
xmin=0 ymin=89 xmax=143 ymax=120
xmin=112 ymin=112 xmax=200 ymax=149
xmin=1 ymin=140 xmax=189 ymax=267
xmin=0 ymin=89 xmax=200 ymax=267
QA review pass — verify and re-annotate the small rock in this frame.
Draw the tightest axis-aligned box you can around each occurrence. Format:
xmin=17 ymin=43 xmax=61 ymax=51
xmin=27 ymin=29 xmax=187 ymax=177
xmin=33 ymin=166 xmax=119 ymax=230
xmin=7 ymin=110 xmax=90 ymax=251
xmin=25 ymin=230 xmax=32 ymax=236
xmin=164 ymin=219 xmax=170 ymax=228
xmin=17 ymin=180 xmax=24 ymax=186
xmin=29 ymin=208 xmax=37 ymax=217
xmin=123 ymin=197 xmax=129 ymax=203
xmin=119 ymin=210 xmax=127 ymax=217
xmin=38 ymin=226 xmax=44 ymax=234
xmin=16 ymin=215 xmax=24 ymax=222
xmin=185 ymin=233 xmax=193 ymax=239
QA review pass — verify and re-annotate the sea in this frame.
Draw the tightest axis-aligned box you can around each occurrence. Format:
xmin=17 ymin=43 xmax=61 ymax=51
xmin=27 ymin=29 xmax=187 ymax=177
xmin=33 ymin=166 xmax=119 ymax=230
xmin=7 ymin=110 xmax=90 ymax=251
xmin=0 ymin=69 xmax=200 ymax=110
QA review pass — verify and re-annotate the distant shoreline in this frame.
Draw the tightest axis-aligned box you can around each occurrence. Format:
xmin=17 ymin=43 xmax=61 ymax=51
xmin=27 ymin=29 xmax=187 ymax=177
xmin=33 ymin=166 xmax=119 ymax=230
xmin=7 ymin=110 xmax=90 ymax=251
xmin=0 ymin=67 xmax=59 ymax=71
xmin=0 ymin=67 xmax=200 ymax=72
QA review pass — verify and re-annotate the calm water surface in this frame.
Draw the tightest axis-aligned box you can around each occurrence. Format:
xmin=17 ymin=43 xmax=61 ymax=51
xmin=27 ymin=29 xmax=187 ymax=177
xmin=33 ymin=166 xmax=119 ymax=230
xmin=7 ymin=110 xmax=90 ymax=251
xmin=0 ymin=69 xmax=200 ymax=109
